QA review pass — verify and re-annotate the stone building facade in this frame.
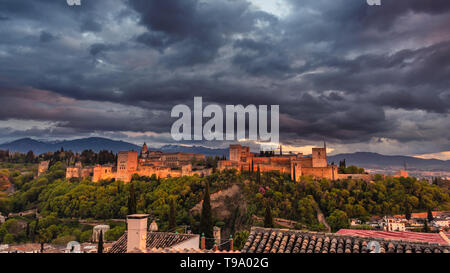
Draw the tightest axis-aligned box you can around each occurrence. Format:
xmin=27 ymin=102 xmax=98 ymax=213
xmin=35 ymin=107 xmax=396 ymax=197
xmin=66 ymin=161 xmax=94 ymax=180
xmin=219 ymin=144 xmax=371 ymax=181
xmin=37 ymin=161 xmax=49 ymax=176
xmin=66 ymin=144 xmax=212 ymax=183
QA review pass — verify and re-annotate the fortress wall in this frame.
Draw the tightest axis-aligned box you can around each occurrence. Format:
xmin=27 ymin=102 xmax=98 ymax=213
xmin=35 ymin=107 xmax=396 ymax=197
xmin=336 ymin=173 xmax=373 ymax=182
xmin=301 ymin=166 xmax=338 ymax=180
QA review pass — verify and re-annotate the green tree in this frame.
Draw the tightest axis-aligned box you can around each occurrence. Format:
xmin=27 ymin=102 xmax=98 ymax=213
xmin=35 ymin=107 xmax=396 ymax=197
xmin=105 ymin=225 xmax=125 ymax=241
xmin=256 ymin=165 xmax=261 ymax=184
xmin=127 ymin=182 xmax=137 ymax=215
xmin=168 ymin=198 xmax=177 ymax=232
xmin=31 ymin=219 xmax=38 ymax=242
xmin=25 ymin=150 xmax=35 ymax=163
xmin=297 ymin=196 xmax=317 ymax=225
xmin=422 ymin=220 xmax=430 ymax=233
xmin=405 ymin=202 xmax=411 ymax=220
xmin=264 ymin=201 xmax=274 ymax=228
xmin=37 ymin=229 xmax=52 ymax=253
xmin=200 ymin=181 xmax=213 ymax=249
xmin=427 ymin=209 xmax=434 ymax=222
xmin=98 ymin=230 xmax=104 ymax=253
xmin=80 ymin=230 xmax=92 ymax=242
xmin=326 ymin=210 xmax=349 ymax=232
xmin=233 ymin=230 xmax=249 ymax=250
xmin=3 ymin=233 xmax=14 ymax=244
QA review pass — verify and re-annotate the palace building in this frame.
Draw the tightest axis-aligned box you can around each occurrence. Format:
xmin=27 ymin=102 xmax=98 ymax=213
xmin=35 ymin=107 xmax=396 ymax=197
xmin=66 ymin=144 xmax=212 ymax=183
xmin=218 ymin=143 xmax=372 ymax=181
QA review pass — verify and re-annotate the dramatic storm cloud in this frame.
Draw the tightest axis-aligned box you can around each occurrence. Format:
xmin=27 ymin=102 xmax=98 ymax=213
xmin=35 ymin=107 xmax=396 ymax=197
xmin=0 ymin=0 xmax=449 ymax=157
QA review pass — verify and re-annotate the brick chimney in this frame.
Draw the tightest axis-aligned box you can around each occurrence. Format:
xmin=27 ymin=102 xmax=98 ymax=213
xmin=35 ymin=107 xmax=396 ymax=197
xmin=127 ymin=214 xmax=149 ymax=253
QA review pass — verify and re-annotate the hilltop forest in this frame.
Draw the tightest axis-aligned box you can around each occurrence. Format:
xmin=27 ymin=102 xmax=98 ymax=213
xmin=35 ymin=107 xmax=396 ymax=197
xmin=0 ymin=160 xmax=449 ymax=245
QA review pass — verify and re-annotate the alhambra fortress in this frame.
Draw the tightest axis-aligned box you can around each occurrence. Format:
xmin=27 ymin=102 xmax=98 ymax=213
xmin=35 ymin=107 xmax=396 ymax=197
xmin=65 ymin=143 xmax=212 ymax=182
xmin=63 ymin=142 xmax=376 ymax=182
xmin=218 ymin=143 xmax=373 ymax=181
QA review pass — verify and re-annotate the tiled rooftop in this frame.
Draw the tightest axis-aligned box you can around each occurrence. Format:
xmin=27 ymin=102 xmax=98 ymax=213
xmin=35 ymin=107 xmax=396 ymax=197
xmin=108 ymin=231 xmax=198 ymax=253
xmin=393 ymin=211 xmax=449 ymax=219
xmin=145 ymin=248 xmax=240 ymax=253
xmin=336 ymin=229 xmax=449 ymax=245
xmin=241 ymin=227 xmax=450 ymax=253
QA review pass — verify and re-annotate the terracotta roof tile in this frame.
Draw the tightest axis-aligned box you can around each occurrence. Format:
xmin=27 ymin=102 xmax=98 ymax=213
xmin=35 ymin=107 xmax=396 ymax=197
xmin=145 ymin=248 xmax=240 ymax=253
xmin=393 ymin=211 xmax=448 ymax=219
xmin=241 ymin=227 xmax=450 ymax=254
xmin=336 ymin=229 xmax=449 ymax=245
xmin=108 ymin=231 xmax=198 ymax=253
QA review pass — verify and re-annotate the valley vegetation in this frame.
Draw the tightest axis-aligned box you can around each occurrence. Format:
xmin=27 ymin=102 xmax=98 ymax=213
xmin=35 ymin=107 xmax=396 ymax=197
xmin=0 ymin=160 xmax=449 ymax=246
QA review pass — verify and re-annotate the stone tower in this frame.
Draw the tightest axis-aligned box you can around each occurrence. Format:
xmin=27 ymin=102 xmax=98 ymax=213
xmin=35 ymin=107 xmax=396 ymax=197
xmin=116 ymin=151 xmax=138 ymax=182
xmin=229 ymin=144 xmax=242 ymax=162
xmin=311 ymin=142 xmax=327 ymax=168
xmin=141 ymin=142 xmax=148 ymax=156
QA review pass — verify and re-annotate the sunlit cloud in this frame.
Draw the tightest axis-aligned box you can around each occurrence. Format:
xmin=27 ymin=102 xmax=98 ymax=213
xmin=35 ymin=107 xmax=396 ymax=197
xmin=414 ymin=151 xmax=450 ymax=161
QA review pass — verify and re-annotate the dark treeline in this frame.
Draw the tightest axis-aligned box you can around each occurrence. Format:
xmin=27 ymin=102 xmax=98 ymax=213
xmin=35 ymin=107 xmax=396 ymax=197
xmin=0 ymin=149 xmax=116 ymax=166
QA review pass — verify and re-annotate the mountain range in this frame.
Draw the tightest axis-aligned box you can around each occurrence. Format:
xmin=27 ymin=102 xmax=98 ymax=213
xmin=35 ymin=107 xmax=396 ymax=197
xmin=1 ymin=138 xmax=449 ymax=171
xmin=327 ymin=152 xmax=450 ymax=172
xmin=0 ymin=137 xmax=228 ymax=158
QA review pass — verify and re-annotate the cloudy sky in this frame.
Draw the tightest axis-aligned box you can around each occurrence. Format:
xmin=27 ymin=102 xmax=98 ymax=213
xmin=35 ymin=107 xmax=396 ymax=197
xmin=0 ymin=0 xmax=449 ymax=158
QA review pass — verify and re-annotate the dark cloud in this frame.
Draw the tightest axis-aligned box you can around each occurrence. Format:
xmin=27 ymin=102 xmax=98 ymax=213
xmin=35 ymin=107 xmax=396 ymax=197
xmin=39 ymin=31 xmax=55 ymax=43
xmin=80 ymin=18 xmax=102 ymax=33
xmin=129 ymin=0 xmax=276 ymax=66
xmin=0 ymin=0 xmax=449 ymax=155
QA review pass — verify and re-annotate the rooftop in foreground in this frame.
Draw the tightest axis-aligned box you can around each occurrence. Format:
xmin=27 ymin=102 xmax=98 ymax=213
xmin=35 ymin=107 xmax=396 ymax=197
xmin=108 ymin=231 xmax=199 ymax=253
xmin=241 ymin=227 xmax=450 ymax=253
xmin=336 ymin=229 xmax=449 ymax=245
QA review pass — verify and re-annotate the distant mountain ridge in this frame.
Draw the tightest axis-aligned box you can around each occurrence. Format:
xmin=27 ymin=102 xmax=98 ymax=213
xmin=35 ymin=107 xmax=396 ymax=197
xmin=0 ymin=137 xmax=140 ymax=154
xmin=327 ymin=152 xmax=450 ymax=171
xmin=1 ymin=138 xmax=449 ymax=171
xmin=158 ymin=144 xmax=228 ymax=158
xmin=0 ymin=137 xmax=228 ymax=157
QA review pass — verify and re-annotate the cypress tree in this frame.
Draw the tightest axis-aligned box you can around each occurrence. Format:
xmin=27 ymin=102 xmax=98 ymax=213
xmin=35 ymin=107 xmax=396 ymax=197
xmin=256 ymin=165 xmax=261 ymax=184
xmin=26 ymin=222 xmax=30 ymax=239
xmin=293 ymin=165 xmax=296 ymax=182
xmin=427 ymin=208 xmax=434 ymax=222
xmin=264 ymin=201 xmax=274 ymax=228
xmin=169 ymin=198 xmax=177 ymax=232
xmin=432 ymin=177 xmax=438 ymax=185
xmin=98 ymin=230 xmax=104 ymax=253
xmin=127 ymin=182 xmax=137 ymax=215
xmin=405 ymin=202 xmax=411 ymax=220
xmin=32 ymin=218 xmax=39 ymax=243
xmin=200 ymin=180 xmax=213 ymax=248
xmin=422 ymin=220 xmax=430 ymax=233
